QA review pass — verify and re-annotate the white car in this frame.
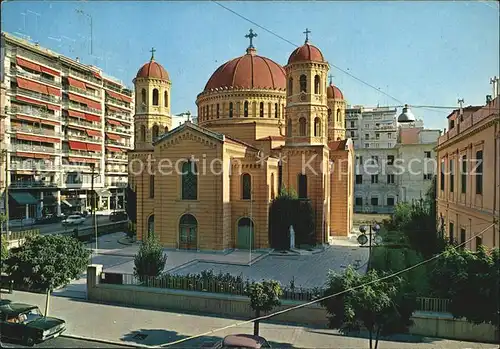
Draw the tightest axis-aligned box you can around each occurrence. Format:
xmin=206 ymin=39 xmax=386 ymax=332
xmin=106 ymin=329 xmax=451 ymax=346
xmin=61 ymin=215 xmax=85 ymax=226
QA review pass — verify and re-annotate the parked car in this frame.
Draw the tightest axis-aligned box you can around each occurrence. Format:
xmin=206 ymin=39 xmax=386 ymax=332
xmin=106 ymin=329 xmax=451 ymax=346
xmin=35 ymin=214 xmax=62 ymax=225
xmin=61 ymin=215 xmax=85 ymax=226
xmin=210 ymin=334 xmax=271 ymax=348
xmin=0 ymin=300 xmax=66 ymax=346
xmin=109 ymin=210 xmax=128 ymax=222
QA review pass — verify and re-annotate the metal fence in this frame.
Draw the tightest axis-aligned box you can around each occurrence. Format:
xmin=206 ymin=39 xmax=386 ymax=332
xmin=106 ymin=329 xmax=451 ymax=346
xmin=3 ymin=229 xmax=40 ymax=241
xmin=417 ymin=297 xmax=450 ymax=313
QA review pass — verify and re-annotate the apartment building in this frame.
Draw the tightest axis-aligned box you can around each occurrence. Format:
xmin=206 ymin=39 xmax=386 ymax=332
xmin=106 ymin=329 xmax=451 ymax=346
xmin=436 ymin=92 xmax=500 ymax=249
xmin=1 ymin=32 xmax=134 ymax=222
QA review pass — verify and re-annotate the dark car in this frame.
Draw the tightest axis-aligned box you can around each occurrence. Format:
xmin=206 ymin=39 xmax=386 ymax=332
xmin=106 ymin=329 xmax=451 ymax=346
xmin=211 ymin=334 xmax=272 ymax=349
xmin=0 ymin=301 xmax=66 ymax=346
xmin=35 ymin=214 xmax=62 ymax=225
xmin=109 ymin=211 xmax=128 ymax=222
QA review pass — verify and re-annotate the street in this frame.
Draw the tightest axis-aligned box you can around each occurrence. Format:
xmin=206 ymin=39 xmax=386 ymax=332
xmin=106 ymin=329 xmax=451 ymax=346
xmin=10 ymin=215 xmax=113 ymax=235
xmin=0 ymin=336 xmax=125 ymax=348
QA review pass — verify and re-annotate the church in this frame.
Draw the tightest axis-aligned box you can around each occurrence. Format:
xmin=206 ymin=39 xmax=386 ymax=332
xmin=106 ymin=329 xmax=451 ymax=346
xmin=128 ymin=30 xmax=355 ymax=251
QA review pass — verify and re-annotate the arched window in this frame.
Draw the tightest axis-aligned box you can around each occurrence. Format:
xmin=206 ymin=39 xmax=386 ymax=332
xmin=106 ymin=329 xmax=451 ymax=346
xmin=140 ymin=125 xmax=146 ymax=141
xmin=314 ymin=75 xmax=320 ymax=94
xmin=314 ymin=117 xmax=321 ymax=137
xmin=141 ymin=89 xmax=146 ymax=104
xmin=164 ymin=91 xmax=168 ymax=107
xmin=287 ymin=119 xmax=292 ymax=137
xmin=336 ymin=108 xmax=341 ymax=122
xmin=217 ymin=103 xmax=220 ymax=118
xmin=164 ymin=126 xmax=169 ymax=134
xmin=242 ymin=173 xmax=251 ymax=200
xmin=288 ymin=77 xmax=293 ymax=95
xmin=244 ymin=101 xmax=249 ymax=117
xmin=181 ymin=161 xmax=197 ymax=200
xmin=299 ymin=117 xmax=307 ymax=136
xmin=229 ymin=102 xmax=233 ymax=118
xmin=274 ymin=103 xmax=278 ymax=118
xmin=259 ymin=102 xmax=264 ymax=118
xmin=298 ymin=174 xmax=307 ymax=199
xmin=337 ymin=137 xmax=341 ymax=141
xmin=152 ymin=88 xmax=159 ymax=106
xmin=328 ymin=108 xmax=332 ymax=122
xmin=271 ymin=173 xmax=275 ymax=200
xmin=152 ymin=124 xmax=159 ymax=141
xmin=300 ymin=75 xmax=307 ymax=92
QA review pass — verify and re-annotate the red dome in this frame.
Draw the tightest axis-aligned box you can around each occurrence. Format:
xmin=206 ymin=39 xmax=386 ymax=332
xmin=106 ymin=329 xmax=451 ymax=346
xmin=136 ymin=60 xmax=169 ymax=81
xmin=204 ymin=49 xmax=285 ymax=92
xmin=287 ymin=43 xmax=325 ymax=64
xmin=327 ymin=83 xmax=344 ymax=100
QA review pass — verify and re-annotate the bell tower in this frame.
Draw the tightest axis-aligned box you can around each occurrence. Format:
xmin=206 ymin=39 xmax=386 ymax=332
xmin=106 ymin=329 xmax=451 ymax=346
xmin=327 ymin=75 xmax=346 ymax=142
xmin=133 ymin=48 xmax=172 ymax=150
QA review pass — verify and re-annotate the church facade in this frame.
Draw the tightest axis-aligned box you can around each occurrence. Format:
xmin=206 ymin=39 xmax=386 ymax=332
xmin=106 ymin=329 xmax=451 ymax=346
xmin=129 ymin=31 xmax=354 ymax=251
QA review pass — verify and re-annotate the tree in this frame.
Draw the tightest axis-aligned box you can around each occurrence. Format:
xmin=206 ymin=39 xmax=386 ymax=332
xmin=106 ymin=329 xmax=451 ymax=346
xmin=4 ymin=234 xmax=90 ymax=315
xmin=245 ymin=280 xmax=283 ymax=336
xmin=133 ymin=232 xmax=167 ymax=282
xmin=321 ymin=267 xmax=417 ymax=349
xmin=430 ymin=246 xmax=500 ymax=327
xmin=1 ymin=234 xmax=8 ymax=272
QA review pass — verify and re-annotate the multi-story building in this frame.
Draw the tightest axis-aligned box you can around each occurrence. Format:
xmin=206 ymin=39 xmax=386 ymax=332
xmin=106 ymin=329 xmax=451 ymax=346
xmin=436 ymin=91 xmax=500 ymax=249
xmin=1 ymin=32 xmax=134 ymax=222
xmin=351 ymin=105 xmax=439 ymax=213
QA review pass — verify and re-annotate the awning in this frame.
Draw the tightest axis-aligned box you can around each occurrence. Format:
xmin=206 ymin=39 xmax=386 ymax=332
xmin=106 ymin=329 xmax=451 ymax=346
xmin=92 ymin=71 xmax=102 ymax=80
xmin=16 ymin=152 xmax=51 ymax=159
xmin=46 ymin=86 xmax=61 ymax=97
xmin=67 ymin=125 xmax=86 ymax=131
xmin=106 ymin=146 xmax=122 ymax=153
xmin=68 ymin=140 xmax=87 ymax=151
xmin=9 ymin=192 xmax=38 ymax=205
xmin=87 ymin=100 xmax=102 ymax=111
xmin=40 ymin=66 xmax=60 ymax=77
xmin=106 ymin=90 xmax=123 ymax=101
xmin=106 ymin=133 xmax=121 ymax=141
xmin=15 ymin=133 xmax=60 ymax=143
xmin=85 ymin=114 xmax=101 ymax=122
xmin=96 ymin=188 xmax=111 ymax=197
xmin=68 ymin=93 xmax=89 ymax=105
xmin=68 ymin=156 xmax=99 ymax=163
xmin=15 ymin=115 xmax=59 ymax=127
xmin=15 ymin=95 xmax=60 ymax=111
xmin=68 ymin=110 xmax=85 ymax=118
xmin=67 ymin=77 xmax=87 ymax=90
xmin=86 ymin=129 xmax=102 ymax=137
xmin=106 ymin=119 xmax=121 ymax=126
xmin=17 ymin=77 xmax=48 ymax=95
xmin=86 ymin=143 xmax=102 ymax=152
xmin=16 ymin=57 xmax=41 ymax=72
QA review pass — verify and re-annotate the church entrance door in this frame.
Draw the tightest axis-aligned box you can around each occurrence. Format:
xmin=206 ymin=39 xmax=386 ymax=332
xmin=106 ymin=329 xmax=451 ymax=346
xmin=237 ymin=217 xmax=254 ymax=250
xmin=179 ymin=214 xmax=197 ymax=250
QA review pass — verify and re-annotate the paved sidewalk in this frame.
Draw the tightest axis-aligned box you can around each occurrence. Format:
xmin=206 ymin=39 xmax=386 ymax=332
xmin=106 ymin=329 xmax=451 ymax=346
xmin=3 ymin=291 xmax=497 ymax=348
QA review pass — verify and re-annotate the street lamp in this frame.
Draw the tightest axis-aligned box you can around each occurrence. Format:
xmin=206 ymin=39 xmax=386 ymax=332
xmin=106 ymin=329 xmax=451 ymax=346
xmin=357 ymin=222 xmax=381 ymax=270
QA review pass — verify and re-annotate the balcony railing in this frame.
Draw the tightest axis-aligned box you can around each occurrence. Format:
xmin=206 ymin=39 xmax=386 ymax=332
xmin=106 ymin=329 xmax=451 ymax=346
xmin=108 ymin=181 xmax=128 ymax=188
xmin=11 ymin=88 xmax=61 ymax=104
xmin=105 ymin=113 xmax=133 ymax=124
xmin=11 ymin=126 xmax=58 ymax=137
xmin=105 ymin=97 xmax=131 ymax=109
xmin=65 ymin=118 xmax=101 ymax=131
xmin=62 ymin=163 xmax=94 ymax=172
xmin=66 ymin=68 xmax=102 ymax=86
xmin=105 ymin=140 xmax=131 ymax=148
xmin=67 ymin=85 xmax=101 ymax=100
xmin=66 ymin=133 xmax=102 ymax=143
xmin=105 ymin=154 xmax=128 ymax=161
xmin=9 ymin=180 xmax=58 ymax=188
xmin=8 ymin=106 xmax=60 ymax=121
xmin=10 ymin=68 xmax=61 ymax=87
xmin=12 ymin=47 xmax=60 ymax=70
xmin=10 ymin=162 xmax=58 ymax=171
xmin=64 ymin=150 xmax=102 ymax=158
xmin=103 ymin=82 xmax=133 ymax=97
xmin=62 ymin=100 xmax=102 ymax=116
xmin=10 ymin=144 xmax=57 ymax=153
xmin=105 ymin=126 xmax=132 ymax=135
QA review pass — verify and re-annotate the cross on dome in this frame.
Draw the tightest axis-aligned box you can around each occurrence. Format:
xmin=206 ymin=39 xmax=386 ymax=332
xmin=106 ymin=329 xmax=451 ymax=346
xmin=245 ymin=29 xmax=257 ymax=49
xmin=303 ymin=28 xmax=311 ymax=43
xmin=150 ymin=47 xmax=156 ymax=61
xmin=329 ymin=74 xmax=334 ymax=85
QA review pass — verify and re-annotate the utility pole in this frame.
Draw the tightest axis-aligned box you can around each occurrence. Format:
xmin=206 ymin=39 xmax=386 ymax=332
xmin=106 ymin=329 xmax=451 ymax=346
xmin=90 ymin=163 xmax=97 ymax=260
xmin=2 ymin=150 xmax=8 ymax=234
xmin=76 ymin=9 xmax=93 ymax=55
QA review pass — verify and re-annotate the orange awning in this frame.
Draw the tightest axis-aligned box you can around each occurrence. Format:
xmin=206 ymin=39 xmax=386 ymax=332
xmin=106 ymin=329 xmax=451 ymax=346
xmin=92 ymin=71 xmax=102 ymax=80
xmin=16 ymin=95 xmax=45 ymax=107
xmin=106 ymin=133 xmax=121 ymax=141
xmin=86 ymin=143 xmax=102 ymax=152
xmin=15 ymin=115 xmax=39 ymax=123
xmin=46 ymin=86 xmax=61 ymax=97
xmin=68 ymin=93 xmax=88 ymax=105
xmin=68 ymin=156 xmax=99 ymax=163
xmin=106 ymin=146 xmax=122 ymax=153
xmin=46 ymin=103 xmax=60 ymax=111
xmin=87 ymin=100 xmax=102 ymax=111
xmin=68 ymin=77 xmax=87 ymax=90
xmin=16 ymin=152 xmax=51 ymax=159
xmin=16 ymin=57 xmax=41 ymax=72
xmin=85 ymin=114 xmax=101 ymax=123
xmin=68 ymin=141 xmax=87 ymax=151
xmin=17 ymin=77 xmax=49 ymax=95
xmin=67 ymin=125 xmax=86 ymax=131
xmin=86 ymin=129 xmax=102 ymax=137
xmin=15 ymin=133 xmax=60 ymax=143
xmin=106 ymin=119 xmax=121 ymax=126
xmin=106 ymin=105 xmax=121 ymax=113
xmin=40 ymin=119 xmax=59 ymax=126
xmin=40 ymin=65 xmax=60 ymax=77
xmin=106 ymin=90 xmax=122 ymax=101
xmin=68 ymin=110 xmax=85 ymax=118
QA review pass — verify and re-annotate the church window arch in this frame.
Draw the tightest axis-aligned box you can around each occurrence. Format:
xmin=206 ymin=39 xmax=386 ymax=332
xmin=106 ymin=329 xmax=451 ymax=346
xmin=328 ymin=108 xmax=332 ymax=122
xmin=141 ymin=88 xmax=146 ymax=105
xmin=287 ymin=119 xmax=292 ymax=137
xmin=165 ymin=126 xmax=169 ymax=134
xmin=288 ymin=77 xmax=293 ymax=95
xmin=314 ymin=75 xmax=320 ymax=94
xmin=298 ymin=174 xmax=307 ymax=199
xmin=244 ymin=101 xmax=249 ymax=117
xmin=229 ymin=102 xmax=233 ymax=118
xmin=242 ymin=173 xmax=252 ymax=200
xmin=337 ymin=108 xmax=341 ymax=122
xmin=259 ymin=102 xmax=264 ymax=118
xmin=314 ymin=117 xmax=321 ymax=137
xmin=140 ymin=125 xmax=146 ymax=142
xmin=217 ymin=103 xmax=220 ymax=118
xmin=152 ymin=88 xmax=159 ymax=106
xmin=181 ymin=161 xmax=198 ymax=200
xmin=299 ymin=117 xmax=307 ymax=136
xmin=164 ymin=91 xmax=168 ymax=107
xmin=300 ymin=75 xmax=307 ymax=92
xmin=152 ymin=124 xmax=159 ymax=141
xmin=274 ymin=103 xmax=278 ymax=118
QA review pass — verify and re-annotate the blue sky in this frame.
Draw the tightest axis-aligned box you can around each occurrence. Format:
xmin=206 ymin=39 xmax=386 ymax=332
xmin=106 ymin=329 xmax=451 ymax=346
xmin=2 ymin=1 xmax=499 ymax=130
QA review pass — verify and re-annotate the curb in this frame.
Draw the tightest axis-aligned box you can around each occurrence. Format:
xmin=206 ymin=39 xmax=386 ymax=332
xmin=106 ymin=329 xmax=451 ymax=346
xmin=61 ymin=334 xmax=151 ymax=348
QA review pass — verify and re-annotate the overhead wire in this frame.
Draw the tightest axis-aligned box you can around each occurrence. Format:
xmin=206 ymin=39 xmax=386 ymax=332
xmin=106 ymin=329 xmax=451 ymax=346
xmin=158 ymin=222 xmax=497 ymax=347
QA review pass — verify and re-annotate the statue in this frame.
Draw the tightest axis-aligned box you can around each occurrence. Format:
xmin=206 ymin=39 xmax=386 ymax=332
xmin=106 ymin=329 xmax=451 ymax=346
xmin=289 ymin=225 xmax=295 ymax=249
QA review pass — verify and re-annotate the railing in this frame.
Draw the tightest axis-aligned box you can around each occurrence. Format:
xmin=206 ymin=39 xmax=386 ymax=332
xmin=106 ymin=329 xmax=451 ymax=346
xmin=62 ymin=100 xmax=102 ymax=115
xmin=66 ymin=133 xmax=102 ymax=143
xmin=4 ymin=229 xmax=40 ymax=242
xmin=105 ymin=154 xmax=128 ymax=161
xmin=103 ymin=81 xmax=133 ymax=97
xmin=13 ymin=47 xmax=60 ymax=69
xmin=105 ymin=140 xmax=131 ymax=148
xmin=354 ymin=205 xmax=395 ymax=214
xmin=105 ymin=126 xmax=133 ymax=135
xmin=105 ymin=97 xmax=131 ymax=109
xmin=64 ymin=150 xmax=102 ymax=158
xmin=10 ymin=144 xmax=57 ymax=153
xmin=108 ymin=182 xmax=128 ymax=188
xmin=66 ymin=68 xmax=102 ymax=85
xmin=67 ymin=85 xmax=101 ymax=99
xmin=105 ymin=168 xmax=127 ymax=174
xmin=105 ymin=113 xmax=133 ymax=123
xmin=10 ymin=68 xmax=61 ymax=87
xmin=10 ymin=88 xmax=61 ymax=104
xmin=65 ymin=118 xmax=102 ymax=130
xmin=11 ymin=126 xmax=58 ymax=137
xmin=416 ymin=297 xmax=450 ymax=313
xmin=8 ymin=106 xmax=60 ymax=121
xmin=10 ymin=162 xmax=57 ymax=171
xmin=9 ymin=180 xmax=58 ymax=188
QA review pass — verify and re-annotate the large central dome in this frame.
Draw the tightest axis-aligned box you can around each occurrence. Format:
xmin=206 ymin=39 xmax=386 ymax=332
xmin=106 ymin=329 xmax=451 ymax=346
xmin=204 ymin=48 xmax=285 ymax=92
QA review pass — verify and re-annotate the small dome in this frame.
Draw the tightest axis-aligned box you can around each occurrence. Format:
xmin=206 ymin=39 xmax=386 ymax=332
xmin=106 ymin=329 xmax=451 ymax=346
xmin=398 ymin=105 xmax=416 ymax=123
xmin=204 ymin=48 xmax=285 ymax=91
xmin=327 ymin=83 xmax=344 ymax=100
xmin=136 ymin=50 xmax=169 ymax=81
xmin=287 ymin=43 xmax=325 ymax=64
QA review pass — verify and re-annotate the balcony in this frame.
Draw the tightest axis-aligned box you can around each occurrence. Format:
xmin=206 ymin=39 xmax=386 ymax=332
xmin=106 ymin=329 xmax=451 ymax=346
xmin=105 ymin=140 xmax=131 ymax=149
xmin=11 ymin=47 xmax=60 ymax=70
xmin=62 ymin=99 xmax=102 ymax=116
xmin=108 ymin=181 xmax=128 ymax=188
xmin=10 ymin=161 xmax=58 ymax=171
xmin=103 ymin=81 xmax=133 ymax=97
xmin=10 ymin=144 xmax=57 ymax=154
xmin=106 ymin=168 xmax=128 ymax=175
xmin=7 ymin=106 xmax=60 ymax=121
xmin=105 ymin=126 xmax=132 ymax=135
xmin=62 ymin=163 xmax=95 ymax=172
xmin=105 ymin=97 xmax=131 ymax=110
xmin=10 ymin=88 xmax=61 ymax=104
xmin=105 ymin=113 xmax=133 ymax=124
xmin=9 ymin=180 xmax=58 ymax=189
xmin=67 ymin=85 xmax=101 ymax=100
xmin=374 ymin=124 xmax=397 ymax=131
xmin=10 ymin=68 xmax=61 ymax=87
xmin=63 ymin=150 xmax=102 ymax=158
xmin=66 ymin=68 xmax=102 ymax=86
xmin=66 ymin=133 xmax=102 ymax=144
xmin=11 ymin=126 xmax=59 ymax=137
xmin=105 ymin=154 xmax=128 ymax=162
xmin=65 ymin=117 xmax=101 ymax=131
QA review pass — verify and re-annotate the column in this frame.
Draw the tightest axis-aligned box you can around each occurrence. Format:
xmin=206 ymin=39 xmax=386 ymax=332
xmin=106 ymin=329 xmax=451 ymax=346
xmin=25 ymin=204 xmax=29 ymax=220
xmin=56 ymin=190 xmax=61 ymax=216
xmin=39 ymin=192 xmax=44 ymax=218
